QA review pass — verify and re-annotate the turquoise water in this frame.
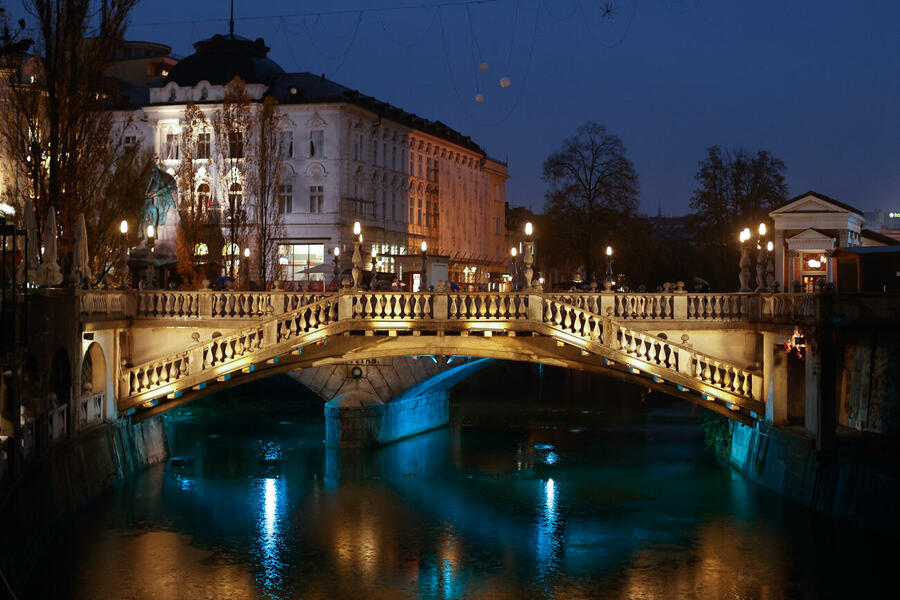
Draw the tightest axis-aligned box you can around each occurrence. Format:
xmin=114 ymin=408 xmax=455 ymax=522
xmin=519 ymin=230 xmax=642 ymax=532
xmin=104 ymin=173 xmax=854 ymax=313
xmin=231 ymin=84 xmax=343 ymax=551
xmin=27 ymin=378 xmax=893 ymax=599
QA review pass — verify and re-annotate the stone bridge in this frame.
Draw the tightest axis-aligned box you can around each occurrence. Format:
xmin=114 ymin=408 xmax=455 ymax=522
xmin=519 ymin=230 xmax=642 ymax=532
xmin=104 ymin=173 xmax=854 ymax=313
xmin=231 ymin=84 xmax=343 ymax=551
xmin=68 ymin=289 xmax=827 ymax=446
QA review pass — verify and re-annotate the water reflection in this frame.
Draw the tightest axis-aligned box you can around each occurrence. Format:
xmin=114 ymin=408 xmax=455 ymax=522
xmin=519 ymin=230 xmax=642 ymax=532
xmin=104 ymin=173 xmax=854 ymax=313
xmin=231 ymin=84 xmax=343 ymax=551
xmin=26 ymin=390 xmax=897 ymax=599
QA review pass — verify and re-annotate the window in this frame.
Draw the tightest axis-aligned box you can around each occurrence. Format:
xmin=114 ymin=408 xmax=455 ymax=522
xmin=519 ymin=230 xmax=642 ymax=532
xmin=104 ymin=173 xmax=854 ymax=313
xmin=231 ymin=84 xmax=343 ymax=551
xmin=227 ymin=183 xmax=243 ymax=213
xmin=426 ymin=158 xmax=432 ymax=181
xmin=124 ymin=135 xmax=137 ymax=147
xmin=197 ymin=183 xmax=211 ymax=208
xmin=280 ymin=131 xmax=293 ymax=158
xmin=372 ymin=139 xmax=378 ymax=164
xmin=392 ymin=192 xmax=397 ymax=221
xmin=494 ymin=216 xmax=501 ymax=234
xmin=278 ymin=243 xmax=325 ymax=282
xmin=309 ymin=185 xmax=324 ymax=213
xmin=164 ymin=133 xmax=179 ymax=160
xmin=279 ymin=184 xmax=293 ymax=213
xmin=409 ymin=193 xmax=415 ymax=223
xmin=383 ymin=143 xmax=387 ymax=168
xmin=409 ymin=153 xmax=415 ymax=176
xmin=417 ymin=197 xmax=422 ymax=225
xmin=391 ymin=146 xmax=397 ymax=170
xmin=418 ymin=155 xmax=423 ymax=178
xmin=310 ymin=130 xmax=324 ymax=157
xmin=228 ymin=132 xmax=243 ymax=158
xmin=197 ymin=133 xmax=210 ymax=159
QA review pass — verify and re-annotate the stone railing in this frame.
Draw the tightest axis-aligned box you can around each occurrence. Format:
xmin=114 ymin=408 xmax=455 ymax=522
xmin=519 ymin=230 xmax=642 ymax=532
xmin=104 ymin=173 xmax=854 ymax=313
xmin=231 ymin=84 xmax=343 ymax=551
xmin=541 ymin=298 xmax=758 ymax=404
xmin=79 ymin=392 xmax=104 ymax=426
xmin=351 ymin=292 xmax=433 ymax=320
xmin=121 ymin=291 xmax=773 ymax=407
xmin=136 ymin=291 xmax=325 ymax=320
xmin=449 ymin=292 xmax=529 ymax=320
xmin=124 ymin=296 xmax=341 ymax=397
xmin=49 ymin=403 xmax=67 ymax=443
xmin=761 ymin=293 xmax=818 ymax=322
xmin=686 ymin=294 xmax=749 ymax=320
xmin=79 ymin=291 xmax=131 ymax=318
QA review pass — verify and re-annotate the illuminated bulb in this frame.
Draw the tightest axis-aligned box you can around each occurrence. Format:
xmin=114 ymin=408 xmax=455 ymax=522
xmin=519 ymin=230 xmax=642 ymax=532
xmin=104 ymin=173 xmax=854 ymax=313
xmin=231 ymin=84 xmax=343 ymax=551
xmin=475 ymin=93 xmax=484 ymax=103
xmin=333 ymin=246 xmax=340 ymax=257
xmin=767 ymin=241 xmax=773 ymax=252
xmin=244 ymin=247 xmax=250 ymax=258
xmin=146 ymin=224 xmax=154 ymax=238
xmin=421 ymin=240 xmax=427 ymax=252
xmin=353 ymin=221 xmax=361 ymax=235
xmin=759 ymin=223 xmax=767 ymax=236
xmin=525 ymin=221 xmax=533 ymax=236
xmin=120 ymin=220 xmax=128 ymax=234
xmin=499 ymin=76 xmax=511 ymax=88
xmin=480 ymin=61 xmax=488 ymax=71
xmin=510 ymin=247 xmax=517 ymax=257
xmin=606 ymin=246 xmax=612 ymax=257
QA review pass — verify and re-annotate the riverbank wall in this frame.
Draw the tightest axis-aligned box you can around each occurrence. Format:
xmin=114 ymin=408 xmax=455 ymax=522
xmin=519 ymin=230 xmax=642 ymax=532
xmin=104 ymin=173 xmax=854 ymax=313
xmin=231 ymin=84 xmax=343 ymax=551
xmin=727 ymin=421 xmax=900 ymax=532
xmin=0 ymin=417 xmax=168 ymax=593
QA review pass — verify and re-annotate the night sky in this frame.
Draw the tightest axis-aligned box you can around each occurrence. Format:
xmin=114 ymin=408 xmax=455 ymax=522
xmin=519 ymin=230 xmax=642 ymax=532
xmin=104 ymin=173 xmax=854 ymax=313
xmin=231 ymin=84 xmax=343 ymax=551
xmin=122 ymin=1 xmax=899 ymax=215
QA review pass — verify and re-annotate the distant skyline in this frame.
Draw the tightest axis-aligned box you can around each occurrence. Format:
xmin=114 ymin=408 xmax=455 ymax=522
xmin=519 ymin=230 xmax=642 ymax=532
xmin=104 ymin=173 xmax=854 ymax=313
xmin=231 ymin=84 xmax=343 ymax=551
xmin=113 ymin=1 xmax=900 ymax=215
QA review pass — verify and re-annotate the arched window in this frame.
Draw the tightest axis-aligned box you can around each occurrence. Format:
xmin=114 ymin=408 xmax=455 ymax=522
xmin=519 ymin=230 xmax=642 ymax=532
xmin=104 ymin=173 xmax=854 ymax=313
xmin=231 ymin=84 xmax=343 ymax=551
xmin=223 ymin=243 xmax=240 ymax=256
xmin=194 ymin=242 xmax=209 ymax=256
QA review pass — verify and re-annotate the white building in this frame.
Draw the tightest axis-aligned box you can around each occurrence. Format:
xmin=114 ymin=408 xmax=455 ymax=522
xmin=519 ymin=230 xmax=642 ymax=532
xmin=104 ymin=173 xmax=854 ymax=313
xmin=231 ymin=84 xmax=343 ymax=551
xmin=116 ymin=33 xmax=508 ymax=289
xmin=769 ymin=190 xmax=898 ymax=292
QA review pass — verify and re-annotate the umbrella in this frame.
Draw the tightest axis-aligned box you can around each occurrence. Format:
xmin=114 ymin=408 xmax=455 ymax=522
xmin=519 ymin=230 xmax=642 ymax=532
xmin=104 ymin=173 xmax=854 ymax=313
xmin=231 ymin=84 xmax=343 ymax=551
xmin=17 ymin=196 xmax=40 ymax=284
xmin=71 ymin=212 xmax=91 ymax=287
xmin=297 ymin=263 xmax=335 ymax=275
xmin=38 ymin=205 xmax=63 ymax=286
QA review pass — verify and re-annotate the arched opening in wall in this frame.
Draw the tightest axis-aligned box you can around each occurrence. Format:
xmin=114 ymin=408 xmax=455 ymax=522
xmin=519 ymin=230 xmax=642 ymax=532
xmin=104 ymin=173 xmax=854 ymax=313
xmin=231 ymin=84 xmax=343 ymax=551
xmin=80 ymin=343 xmax=108 ymax=426
xmin=50 ymin=348 xmax=72 ymax=410
xmin=81 ymin=343 xmax=107 ymax=399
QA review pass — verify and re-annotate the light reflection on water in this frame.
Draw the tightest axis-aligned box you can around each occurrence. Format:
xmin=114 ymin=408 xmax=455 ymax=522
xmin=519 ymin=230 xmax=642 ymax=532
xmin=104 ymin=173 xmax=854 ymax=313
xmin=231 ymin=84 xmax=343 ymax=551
xmin=26 ymin=394 xmax=896 ymax=599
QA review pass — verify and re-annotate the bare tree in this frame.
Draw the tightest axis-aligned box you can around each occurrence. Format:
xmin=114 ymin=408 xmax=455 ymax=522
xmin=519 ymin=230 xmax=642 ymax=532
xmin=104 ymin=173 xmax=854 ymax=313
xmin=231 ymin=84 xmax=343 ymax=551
xmin=542 ymin=122 xmax=639 ymax=284
xmin=174 ymin=101 xmax=223 ymax=287
xmin=250 ymin=96 xmax=287 ymax=288
xmin=0 ymin=0 xmax=151 ymax=285
xmin=211 ymin=76 xmax=252 ymax=280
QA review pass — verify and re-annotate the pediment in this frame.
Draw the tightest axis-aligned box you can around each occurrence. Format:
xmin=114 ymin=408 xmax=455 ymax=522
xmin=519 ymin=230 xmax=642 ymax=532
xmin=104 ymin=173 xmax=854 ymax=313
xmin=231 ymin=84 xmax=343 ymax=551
xmin=770 ymin=191 xmax=862 ymax=216
xmin=786 ymin=228 xmax=835 ymax=250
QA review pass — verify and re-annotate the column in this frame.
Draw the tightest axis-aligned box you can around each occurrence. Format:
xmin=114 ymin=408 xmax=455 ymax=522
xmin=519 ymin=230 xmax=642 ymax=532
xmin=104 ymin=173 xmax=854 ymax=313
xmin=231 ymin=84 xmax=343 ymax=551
xmin=763 ymin=332 xmax=788 ymax=425
xmin=774 ymin=234 xmax=785 ymax=291
xmin=786 ymin=249 xmax=796 ymax=291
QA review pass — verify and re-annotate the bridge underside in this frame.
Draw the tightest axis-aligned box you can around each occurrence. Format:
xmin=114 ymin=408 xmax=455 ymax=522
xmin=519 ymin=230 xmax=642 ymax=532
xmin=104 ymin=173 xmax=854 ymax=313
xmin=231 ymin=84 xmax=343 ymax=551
xmin=128 ymin=325 xmax=760 ymax=426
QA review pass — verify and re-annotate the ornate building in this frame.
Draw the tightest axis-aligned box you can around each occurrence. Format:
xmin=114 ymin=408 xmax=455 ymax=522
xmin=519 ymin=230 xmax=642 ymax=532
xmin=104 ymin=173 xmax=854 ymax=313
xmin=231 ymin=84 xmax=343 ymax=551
xmin=116 ymin=33 xmax=508 ymax=289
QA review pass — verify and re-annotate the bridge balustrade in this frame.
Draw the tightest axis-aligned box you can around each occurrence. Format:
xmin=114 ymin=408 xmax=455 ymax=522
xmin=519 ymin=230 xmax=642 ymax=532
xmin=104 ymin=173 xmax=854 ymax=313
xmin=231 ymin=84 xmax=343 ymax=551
xmin=541 ymin=298 xmax=757 ymax=404
xmin=79 ymin=291 xmax=130 ymax=319
xmin=79 ymin=393 xmax=104 ymax=427
xmin=49 ymin=404 xmax=67 ymax=443
xmin=120 ymin=291 xmax=778 ymax=413
xmin=136 ymin=291 xmax=325 ymax=320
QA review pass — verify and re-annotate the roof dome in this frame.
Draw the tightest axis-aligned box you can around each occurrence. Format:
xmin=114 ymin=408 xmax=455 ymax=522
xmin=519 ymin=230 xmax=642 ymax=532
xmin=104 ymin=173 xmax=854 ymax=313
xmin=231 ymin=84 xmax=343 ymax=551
xmin=165 ymin=34 xmax=284 ymax=87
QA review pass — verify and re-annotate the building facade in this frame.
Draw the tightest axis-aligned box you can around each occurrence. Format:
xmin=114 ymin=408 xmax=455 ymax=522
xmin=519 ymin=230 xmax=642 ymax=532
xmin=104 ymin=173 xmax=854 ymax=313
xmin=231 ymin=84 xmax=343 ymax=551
xmin=116 ymin=33 xmax=508 ymax=289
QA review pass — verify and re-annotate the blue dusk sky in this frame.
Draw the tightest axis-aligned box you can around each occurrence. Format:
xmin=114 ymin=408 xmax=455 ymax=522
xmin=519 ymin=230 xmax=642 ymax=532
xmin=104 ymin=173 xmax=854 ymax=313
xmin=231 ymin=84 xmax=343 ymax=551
xmin=123 ymin=1 xmax=898 ymax=215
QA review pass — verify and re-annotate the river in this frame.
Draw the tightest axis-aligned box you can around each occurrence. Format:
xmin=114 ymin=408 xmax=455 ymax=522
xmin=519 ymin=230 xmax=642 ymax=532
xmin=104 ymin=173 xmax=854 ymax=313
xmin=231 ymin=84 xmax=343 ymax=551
xmin=26 ymin=372 xmax=893 ymax=599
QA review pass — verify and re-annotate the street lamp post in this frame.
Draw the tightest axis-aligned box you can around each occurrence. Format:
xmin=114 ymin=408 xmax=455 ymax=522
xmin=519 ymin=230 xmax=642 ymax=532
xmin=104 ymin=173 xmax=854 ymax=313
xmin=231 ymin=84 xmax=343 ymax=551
xmin=420 ymin=240 xmax=428 ymax=291
xmin=146 ymin=224 xmax=155 ymax=289
xmin=604 ymin=246 xmax=614 ymax=291
xmin=370 ymin=246 xmax=379 ymax=289
xmin=755 ymin=223 xmax=769 ymax=292
xmin=739 ymin=227 xmax=752 ymax=292
xmin=523 ymin=221 xmax=534 ymax=289
xmin=510 ymin=246 xmax=518 ymax=291
xmin=766 ymin=241 xmax=776 ymax=292
xmin=332 ymin=246 xmax=341 ymax=290
xmin=119 ymin=220 xmax=130 ymax=289
xmin=351 ymin=221 xmax=362 ymax=289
